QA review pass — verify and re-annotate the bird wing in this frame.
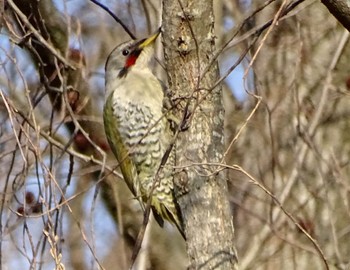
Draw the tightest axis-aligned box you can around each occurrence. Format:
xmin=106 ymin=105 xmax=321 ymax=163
xmin=103 ymin=93 xmax=140 ymax=201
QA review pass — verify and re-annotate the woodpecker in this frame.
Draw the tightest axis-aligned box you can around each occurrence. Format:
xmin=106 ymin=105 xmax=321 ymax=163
xmin=103 ymin=30 xmax=184 ymax=238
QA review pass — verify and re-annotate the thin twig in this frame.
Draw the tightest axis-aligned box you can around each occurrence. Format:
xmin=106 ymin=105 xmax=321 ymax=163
xmin=89 ymin=0 xmax=136 ymax=40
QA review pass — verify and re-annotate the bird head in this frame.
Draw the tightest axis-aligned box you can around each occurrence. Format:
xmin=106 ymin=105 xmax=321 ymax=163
xmin=105 ymin=29 xmax=160 ymax=79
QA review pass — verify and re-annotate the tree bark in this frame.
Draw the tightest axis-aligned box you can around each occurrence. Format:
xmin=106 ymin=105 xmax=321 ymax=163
xmin=162 ymin=0 xmax=238 ymax=269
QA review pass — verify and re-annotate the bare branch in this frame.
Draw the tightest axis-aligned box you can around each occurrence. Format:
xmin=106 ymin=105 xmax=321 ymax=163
xmin=89 ymin=0 xmax=137 ymax=39
xmin=321 ymin=0 xmax=350 ymax=31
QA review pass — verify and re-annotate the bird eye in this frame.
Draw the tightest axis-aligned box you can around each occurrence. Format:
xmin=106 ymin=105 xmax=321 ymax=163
xmin=122 ymin=49 xmax=129 ymax=56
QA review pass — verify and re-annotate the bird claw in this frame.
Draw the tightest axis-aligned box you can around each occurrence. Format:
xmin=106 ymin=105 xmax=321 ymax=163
xmin=179 ymin=109 xmax=191 ymax=131
xmin=167 ymin=110 xmax=191 ymax=132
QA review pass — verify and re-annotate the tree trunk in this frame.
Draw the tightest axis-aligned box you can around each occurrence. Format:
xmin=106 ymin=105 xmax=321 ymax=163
xmin=162 ymin=0 xmax=238 ymax=269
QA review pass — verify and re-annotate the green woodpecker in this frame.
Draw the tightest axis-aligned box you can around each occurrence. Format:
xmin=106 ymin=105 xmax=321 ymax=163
xmin=103 ymin=30 xmax=184 ymax=238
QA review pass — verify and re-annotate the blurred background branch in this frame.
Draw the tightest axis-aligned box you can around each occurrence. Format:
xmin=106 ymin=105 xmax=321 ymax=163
xmin=0 ymin=0 xmax=349 ymax=269
xmin=321 ymin=0 xmax=350 ymax=31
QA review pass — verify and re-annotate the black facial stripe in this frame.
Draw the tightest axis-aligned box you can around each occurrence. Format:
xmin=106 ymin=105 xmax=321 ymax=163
xmin=118 ymin=67 xmax=128 ymax=78
xmin=117 ymin=49 xmax=143 ymax=78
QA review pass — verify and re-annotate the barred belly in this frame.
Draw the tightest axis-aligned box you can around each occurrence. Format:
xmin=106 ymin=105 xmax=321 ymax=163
xmin=113 ymin=100 xmax=168 ymax=197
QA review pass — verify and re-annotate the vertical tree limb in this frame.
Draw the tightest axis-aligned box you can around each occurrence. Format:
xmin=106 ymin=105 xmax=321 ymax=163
xmin=162 ymin=0 xmax=238 ymax=269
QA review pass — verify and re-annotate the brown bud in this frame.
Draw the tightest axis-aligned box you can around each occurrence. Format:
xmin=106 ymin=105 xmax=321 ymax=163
xmin=99 ymin=140 xmax=110 ymax=151
xmin=17 ymin=206 xmax=25 ymax=215
xmin=31 ymin=202 xmax=42 ymax=214
xmin=66 ymin=89 xmax=80 ymax=111
xmin=25 ymin=191 xmax=35 ymax=205
xmin=68 ymin=48 xmax=86 ymax=67
xmin=297 ymin=217 xmax=315 ymax=236
xmin=346 ymin=76 xmax=350 ymax=90
xmin=74 ymin=131 xmax=90 ymax=151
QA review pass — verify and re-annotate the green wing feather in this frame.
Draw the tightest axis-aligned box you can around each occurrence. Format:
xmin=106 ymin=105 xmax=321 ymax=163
xmin=104 ymin=92 xmax=185 ymax=239
xmin=103 ymin=93 xmax=139 ymax=199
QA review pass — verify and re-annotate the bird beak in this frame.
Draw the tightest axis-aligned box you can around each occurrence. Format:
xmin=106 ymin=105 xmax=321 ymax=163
xmin=138 ymin=28 xmax=161 ymax=49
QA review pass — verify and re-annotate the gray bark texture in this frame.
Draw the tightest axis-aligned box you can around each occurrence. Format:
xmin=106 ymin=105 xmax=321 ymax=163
xmin=162 ymin=0 xmax=238 ymax=269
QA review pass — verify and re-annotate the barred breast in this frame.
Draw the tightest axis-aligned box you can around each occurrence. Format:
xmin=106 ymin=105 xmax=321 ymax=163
xmin=111 ymin=97 xmax=173 ymax=201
